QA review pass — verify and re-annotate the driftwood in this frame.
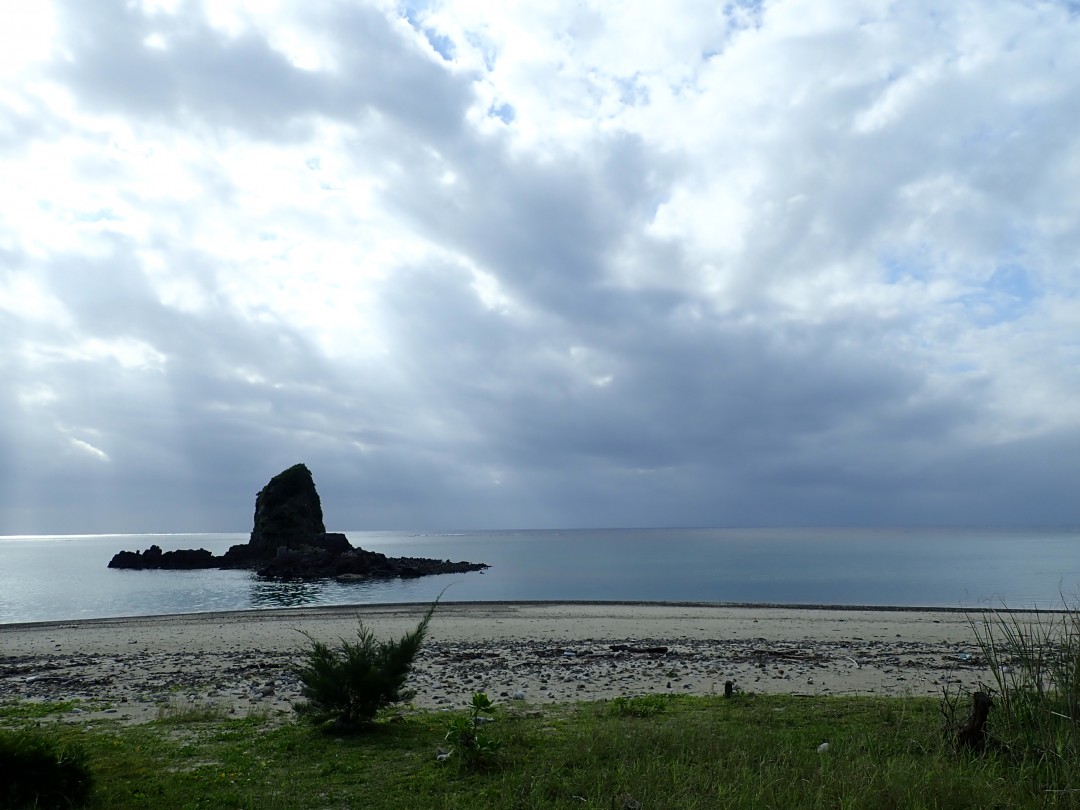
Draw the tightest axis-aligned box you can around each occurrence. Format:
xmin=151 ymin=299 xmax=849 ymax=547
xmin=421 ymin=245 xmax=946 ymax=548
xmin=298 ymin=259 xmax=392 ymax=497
xmin=609 ymin=645 xmax=669 ymax=655
xmin=957 ymin=691 xmax=993 ymax=751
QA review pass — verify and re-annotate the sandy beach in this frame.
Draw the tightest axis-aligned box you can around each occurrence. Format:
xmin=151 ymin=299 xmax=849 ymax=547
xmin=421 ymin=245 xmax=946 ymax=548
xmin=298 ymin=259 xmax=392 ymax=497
xmin=1 ymin=602 xmax=1002 ymax=725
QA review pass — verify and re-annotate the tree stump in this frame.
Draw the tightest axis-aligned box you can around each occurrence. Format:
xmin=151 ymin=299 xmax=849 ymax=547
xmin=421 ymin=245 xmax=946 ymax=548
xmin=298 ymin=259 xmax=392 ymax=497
xmin=957 ymin=691 xmax=993 ymax=751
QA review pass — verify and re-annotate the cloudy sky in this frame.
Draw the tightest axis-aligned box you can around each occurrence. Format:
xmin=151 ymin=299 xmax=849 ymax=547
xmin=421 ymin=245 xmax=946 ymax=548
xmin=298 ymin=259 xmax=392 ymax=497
xmin=2 ymin=0 xmax=1079 ymax=535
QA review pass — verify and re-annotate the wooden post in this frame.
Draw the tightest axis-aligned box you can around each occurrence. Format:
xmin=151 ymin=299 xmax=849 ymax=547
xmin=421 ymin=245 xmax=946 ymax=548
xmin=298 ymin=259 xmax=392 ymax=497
xmin=957 ymin=691 xmax=992 ymax=751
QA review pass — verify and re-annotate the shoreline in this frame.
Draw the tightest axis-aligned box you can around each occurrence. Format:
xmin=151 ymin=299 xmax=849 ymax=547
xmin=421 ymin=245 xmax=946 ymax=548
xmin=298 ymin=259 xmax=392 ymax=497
xmin=0 ymin=602 xmax=1023 ymax=725
xmin=2 ymin=597 xmax=1057 ymax=631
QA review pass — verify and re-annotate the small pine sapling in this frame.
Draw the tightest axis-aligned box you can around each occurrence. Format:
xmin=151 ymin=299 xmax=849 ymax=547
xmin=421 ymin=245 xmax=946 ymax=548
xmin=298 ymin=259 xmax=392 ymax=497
xmin=295 ymin=600 xmax=437 ymax=729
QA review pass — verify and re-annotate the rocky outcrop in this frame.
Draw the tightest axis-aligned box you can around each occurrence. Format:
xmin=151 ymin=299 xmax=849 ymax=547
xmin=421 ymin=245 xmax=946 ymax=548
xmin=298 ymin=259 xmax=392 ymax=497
xmin=108 ymin=545 xmax=216 ymax=570
xmin=257 ymin=543 xmax=488 ymax=581
xmin=252 ymin=463 xmax=325 ymax=552
xmin=107 ymin=464 xmax=489 ymax=581
xmin=220 ymin=463 xmax=327 ymax=566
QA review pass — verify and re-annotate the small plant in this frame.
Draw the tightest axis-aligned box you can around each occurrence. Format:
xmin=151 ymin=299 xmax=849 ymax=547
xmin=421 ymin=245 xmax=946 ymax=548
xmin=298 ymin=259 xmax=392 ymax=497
xmin=609 ymin=694 xmax=671 ymax=718
xmin=443 ymin=692 xmax=501 ymax=768
xmin=155 ymin=698 xmax=232 ymax=723
xmin=0 ymin=728 xmax=94 ymax=809
xmin=295 ymin=600 xmax=437 ymax=730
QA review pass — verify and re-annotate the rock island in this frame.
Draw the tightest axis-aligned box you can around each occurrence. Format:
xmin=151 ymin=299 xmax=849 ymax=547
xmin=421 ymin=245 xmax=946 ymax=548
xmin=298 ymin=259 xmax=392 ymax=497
xmin=108 ymin=463 xmax=489 ymax=582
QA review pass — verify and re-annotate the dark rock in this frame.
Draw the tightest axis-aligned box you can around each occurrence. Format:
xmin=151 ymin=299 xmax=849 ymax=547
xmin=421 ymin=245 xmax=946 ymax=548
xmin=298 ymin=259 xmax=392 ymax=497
xmin=311 ymin=532 xmax=352 ymax=554
xmin=248 ymin=463 xmax=326 ymax=552
xmin=108 ymin=545 xmax=216 ymax=570
xmin=108 ymin=464 xmax=489 ymax=581
xmin=255 ymin=546 xmax=487 ymax=581
xmin=221 ymin=464 xmax=327 ymax=565
xmin=229 ymin=531 xmax=357 ymax=570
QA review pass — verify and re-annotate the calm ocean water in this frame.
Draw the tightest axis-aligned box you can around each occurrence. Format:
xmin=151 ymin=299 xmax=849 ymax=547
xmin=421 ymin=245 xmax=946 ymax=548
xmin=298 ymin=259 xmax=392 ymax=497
xmin=1 ymin=528 xmax=1079 ymax=624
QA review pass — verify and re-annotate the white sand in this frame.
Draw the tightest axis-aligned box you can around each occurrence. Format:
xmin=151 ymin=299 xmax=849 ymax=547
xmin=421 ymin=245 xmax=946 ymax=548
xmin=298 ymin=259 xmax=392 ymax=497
xmin=0 ymin=602 xmax=1011 ymax=724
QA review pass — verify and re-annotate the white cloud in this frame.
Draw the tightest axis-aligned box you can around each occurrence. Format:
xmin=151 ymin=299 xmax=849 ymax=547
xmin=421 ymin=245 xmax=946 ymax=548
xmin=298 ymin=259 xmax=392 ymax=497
xmin=0 ymin=273 xmax=73 ymax=324
xmin=17 ymin=384 xmax=58 ymax=408
xmin=68 ymin=437 xmax=110 ymax=462
xmin=20 ymin=337 xmax=167 ymax=372
xmin=0 ymin=0 xmax=57 ymax=75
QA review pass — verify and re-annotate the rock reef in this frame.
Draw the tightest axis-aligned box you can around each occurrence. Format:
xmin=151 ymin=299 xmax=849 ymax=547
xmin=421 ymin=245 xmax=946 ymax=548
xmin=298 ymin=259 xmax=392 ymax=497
xmin=107 ymin=545 xmax=217 ymax=570
xmin=108 ymin=463 xmax=489 ymax=582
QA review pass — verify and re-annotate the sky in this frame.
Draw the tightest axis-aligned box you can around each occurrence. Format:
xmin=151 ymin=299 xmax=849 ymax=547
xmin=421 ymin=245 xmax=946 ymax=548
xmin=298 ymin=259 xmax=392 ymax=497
xmin=2 ymin=0 xmax=1079 ymax=534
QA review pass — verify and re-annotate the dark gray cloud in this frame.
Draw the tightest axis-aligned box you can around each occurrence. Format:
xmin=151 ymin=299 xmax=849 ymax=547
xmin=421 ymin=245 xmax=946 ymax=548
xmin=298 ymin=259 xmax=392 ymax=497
xmin=51 ymin=0 xmax=472 ymax=141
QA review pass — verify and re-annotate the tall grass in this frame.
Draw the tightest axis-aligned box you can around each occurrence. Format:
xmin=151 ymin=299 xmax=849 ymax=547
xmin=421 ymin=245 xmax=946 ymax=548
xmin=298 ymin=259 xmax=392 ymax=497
xmin=966 ymin=602 xmax=1080 ymax=769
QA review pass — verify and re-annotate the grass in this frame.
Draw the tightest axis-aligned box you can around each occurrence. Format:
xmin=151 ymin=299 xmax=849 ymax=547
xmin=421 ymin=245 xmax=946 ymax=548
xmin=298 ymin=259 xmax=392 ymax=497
xmin=4 ymin=601 xmax=1078 ymax=808
xmin=2 ymin=692 xmax=1078 ymax=809
xmin=958 ymin=603 xmax=1080 ymax=769
xmin=155 ymin=699 xmax=237 ymax=724
xmin=608 ymin=693 xmax=672 ymax=718
xmin=1 ymin=725 xmax=95 ymax=809
xmin=0 ymin=700 xmax=80 ymax=720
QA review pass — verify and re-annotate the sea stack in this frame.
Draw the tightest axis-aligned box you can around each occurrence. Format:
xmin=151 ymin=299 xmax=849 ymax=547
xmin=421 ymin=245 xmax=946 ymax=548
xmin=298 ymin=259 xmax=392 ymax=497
xmin=250 ymin=463 xmax=325 ymax=552
xmin=219 ymin=463 xmax=343 ymax=565
xmin=108 ymin=463 xmax=490 ymax=582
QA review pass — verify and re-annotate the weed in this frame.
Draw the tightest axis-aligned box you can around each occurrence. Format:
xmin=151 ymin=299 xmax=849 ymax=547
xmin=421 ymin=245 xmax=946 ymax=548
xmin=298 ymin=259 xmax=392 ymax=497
xmin=609 ymin=694 xmax=671 ymax=718
xmin=970 ymin=605 xmax=1080 ymax=759
xmin=155 ymin=699 xmax=232 ymax=724
xmin=941 ymin=600 xmax=1080 ymax=795
xmin=444 ymin=692 xmax=502 ymax=769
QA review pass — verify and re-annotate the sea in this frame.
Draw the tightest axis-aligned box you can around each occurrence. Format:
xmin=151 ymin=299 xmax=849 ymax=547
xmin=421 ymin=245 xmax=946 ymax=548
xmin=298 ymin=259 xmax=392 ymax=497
xmin=2 ymin=527 xmax=1079 ymax=625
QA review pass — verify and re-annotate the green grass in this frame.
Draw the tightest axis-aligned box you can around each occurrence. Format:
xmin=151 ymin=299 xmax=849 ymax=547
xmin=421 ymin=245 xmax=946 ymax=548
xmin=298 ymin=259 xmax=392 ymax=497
xmin=1 ymin=725 xmax=95 ymax=809
xmin=966 ymin=605 xmax=1080 ymax=764
xmin=0 ymin=700 xmax=81 ymax=720
xmin=608 ymin=693 xmax=672 ymax=718
xmin=3 ymin=693 xmax=1078 ymax=809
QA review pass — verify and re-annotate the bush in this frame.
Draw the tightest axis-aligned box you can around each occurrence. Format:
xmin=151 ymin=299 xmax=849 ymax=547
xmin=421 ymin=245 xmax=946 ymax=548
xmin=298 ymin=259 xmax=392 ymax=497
xmin=295 ymin=601 xmax=437 ymax=729
xmin=967 ymin=604 xmax=1080 ymax=763
xmin=0 ymin=727 xmax=94 ymax=809
xmin=443 ymin=691 xmax=501 ymax=769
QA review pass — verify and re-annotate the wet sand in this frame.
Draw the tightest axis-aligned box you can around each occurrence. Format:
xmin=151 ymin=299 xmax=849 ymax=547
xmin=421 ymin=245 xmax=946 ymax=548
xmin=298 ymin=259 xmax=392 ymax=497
xmin=0 ymin=602 xmax=1003 ymax=724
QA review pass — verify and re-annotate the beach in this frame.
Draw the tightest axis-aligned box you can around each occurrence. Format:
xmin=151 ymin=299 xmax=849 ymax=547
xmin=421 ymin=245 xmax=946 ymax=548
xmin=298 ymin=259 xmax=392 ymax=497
xmin=1 ymin=602 xmax=1001 ymax=724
